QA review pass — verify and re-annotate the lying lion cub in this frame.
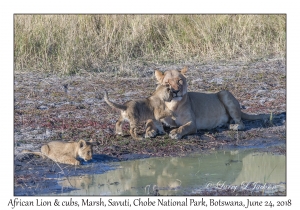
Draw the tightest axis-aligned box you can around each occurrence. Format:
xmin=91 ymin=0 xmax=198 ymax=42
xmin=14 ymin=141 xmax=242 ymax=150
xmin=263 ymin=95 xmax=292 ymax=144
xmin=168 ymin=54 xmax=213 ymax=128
xmin=21 ymin=139 xmax=93 ymax=165
xmin=104 ymin=85 xmax=174 ymax=140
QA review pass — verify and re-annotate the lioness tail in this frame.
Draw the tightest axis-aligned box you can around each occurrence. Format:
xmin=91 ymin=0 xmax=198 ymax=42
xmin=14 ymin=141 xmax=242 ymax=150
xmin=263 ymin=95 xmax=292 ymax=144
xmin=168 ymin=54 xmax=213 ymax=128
xmin=241 ymin=112 xmax=270 ymax=121
xmin=104 ymin=90 xmax=127 ymax=111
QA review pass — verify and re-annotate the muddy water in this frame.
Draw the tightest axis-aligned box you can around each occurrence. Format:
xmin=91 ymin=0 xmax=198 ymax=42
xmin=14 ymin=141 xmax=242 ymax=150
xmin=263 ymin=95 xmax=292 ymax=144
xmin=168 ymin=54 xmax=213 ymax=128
xmin=57 ymin=150 xmax=286 ymax=196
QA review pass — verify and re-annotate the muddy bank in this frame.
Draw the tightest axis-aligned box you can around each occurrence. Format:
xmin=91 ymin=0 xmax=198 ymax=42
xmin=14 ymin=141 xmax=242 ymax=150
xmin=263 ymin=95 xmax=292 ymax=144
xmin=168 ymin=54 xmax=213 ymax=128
xmin=14 ymin=58 xmax=286 ymax=195
xmin=15 ymin=145 xmax=286 ymax=196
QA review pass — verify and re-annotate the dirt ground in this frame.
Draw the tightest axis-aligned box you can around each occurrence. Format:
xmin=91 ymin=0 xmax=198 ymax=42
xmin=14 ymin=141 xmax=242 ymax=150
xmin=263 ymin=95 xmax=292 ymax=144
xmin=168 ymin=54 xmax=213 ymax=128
xmin=14 ymin=58 xmax=286 ymax=195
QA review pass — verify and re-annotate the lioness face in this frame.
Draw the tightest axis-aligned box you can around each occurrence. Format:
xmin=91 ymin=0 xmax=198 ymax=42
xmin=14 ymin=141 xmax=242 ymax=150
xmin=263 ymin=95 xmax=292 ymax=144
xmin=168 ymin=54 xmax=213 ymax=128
xmin=155 ymin=67 xmax=188 ymax=101
xmin=77 ymin=140 xmax=93 ymax=161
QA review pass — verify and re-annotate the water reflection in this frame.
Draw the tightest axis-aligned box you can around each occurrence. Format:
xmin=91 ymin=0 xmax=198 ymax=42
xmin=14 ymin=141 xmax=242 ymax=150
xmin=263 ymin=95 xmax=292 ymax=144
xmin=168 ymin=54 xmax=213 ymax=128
xmin=58 ymin=150 xmax=286 ymax=195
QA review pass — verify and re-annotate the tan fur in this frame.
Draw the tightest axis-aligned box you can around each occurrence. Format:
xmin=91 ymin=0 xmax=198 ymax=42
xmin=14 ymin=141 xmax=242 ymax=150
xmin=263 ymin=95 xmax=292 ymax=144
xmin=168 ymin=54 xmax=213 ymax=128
xmin=149 ymin=67 xmax=270 ymax=139
xmin=104 ymin=85 xmax=174 ymax=140
xmin=21 ymin=139 xmax=93 ymax=165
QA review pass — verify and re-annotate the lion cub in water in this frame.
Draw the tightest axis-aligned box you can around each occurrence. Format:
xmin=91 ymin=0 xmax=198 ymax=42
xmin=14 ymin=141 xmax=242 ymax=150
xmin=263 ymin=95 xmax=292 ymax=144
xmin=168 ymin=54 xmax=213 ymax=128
xmin=104 ymin=85 xmax=174 ymax=140
xmin=21 ymin=139 xmax=93 ymax=165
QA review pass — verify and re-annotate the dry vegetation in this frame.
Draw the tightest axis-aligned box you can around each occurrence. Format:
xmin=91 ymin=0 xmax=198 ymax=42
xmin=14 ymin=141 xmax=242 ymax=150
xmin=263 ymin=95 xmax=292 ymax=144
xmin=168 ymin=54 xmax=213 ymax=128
xmin=14 ymin=15 xmax=285 ymax=75
xmin=14 ymin=59 xmax=286 ymax=158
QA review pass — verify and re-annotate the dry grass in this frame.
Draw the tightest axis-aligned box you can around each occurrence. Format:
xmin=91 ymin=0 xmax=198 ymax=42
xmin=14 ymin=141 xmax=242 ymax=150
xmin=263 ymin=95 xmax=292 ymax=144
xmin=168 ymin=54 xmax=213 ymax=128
xmin=14 ymin=14 xmax=286 ymax=75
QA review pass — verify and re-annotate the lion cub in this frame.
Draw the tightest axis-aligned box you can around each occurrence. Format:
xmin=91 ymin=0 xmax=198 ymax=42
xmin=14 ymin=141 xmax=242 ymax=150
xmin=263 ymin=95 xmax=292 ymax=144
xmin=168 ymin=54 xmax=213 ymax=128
xmin=21 ymin=139 xmax=93 ymax=165
xmin=104 ymin=85 xmax=174 ymax=140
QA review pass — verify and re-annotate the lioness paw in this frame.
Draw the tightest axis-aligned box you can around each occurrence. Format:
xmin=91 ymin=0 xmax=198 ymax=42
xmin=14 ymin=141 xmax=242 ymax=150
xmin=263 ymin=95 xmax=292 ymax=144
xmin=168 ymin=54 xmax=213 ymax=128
xmin=169 ymin=129 xmax=182 ymax=140
xmin=229 ymin=123 xmax=245 ymax=131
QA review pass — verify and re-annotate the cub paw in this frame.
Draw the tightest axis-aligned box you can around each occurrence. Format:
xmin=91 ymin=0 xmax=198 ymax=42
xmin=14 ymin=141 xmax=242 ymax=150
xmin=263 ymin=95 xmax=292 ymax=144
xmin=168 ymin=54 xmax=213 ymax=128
xmin=145 ymin=129 xmax=157 ymax=138
xmin=74 ymin=160 xmax=81 ymax=166
xmin=116 ymin=132 xmax=124 ymax=136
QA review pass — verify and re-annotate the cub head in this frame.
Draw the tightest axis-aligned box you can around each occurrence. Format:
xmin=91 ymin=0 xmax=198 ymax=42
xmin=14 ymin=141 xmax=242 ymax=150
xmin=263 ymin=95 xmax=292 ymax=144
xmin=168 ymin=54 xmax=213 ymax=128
xmin=77 ymin=139 xmax=93 ymax=161
xmin=155 ymin=85 xmax=173 ymax=102
xmin=155 ymin=67 xmax=188 ymax=101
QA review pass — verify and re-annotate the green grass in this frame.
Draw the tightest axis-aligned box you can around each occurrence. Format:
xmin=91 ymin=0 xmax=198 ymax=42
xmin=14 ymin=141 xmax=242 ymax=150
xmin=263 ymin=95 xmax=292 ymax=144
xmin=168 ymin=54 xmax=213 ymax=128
xmin=14 ymin=14 xmax=286 ymax=75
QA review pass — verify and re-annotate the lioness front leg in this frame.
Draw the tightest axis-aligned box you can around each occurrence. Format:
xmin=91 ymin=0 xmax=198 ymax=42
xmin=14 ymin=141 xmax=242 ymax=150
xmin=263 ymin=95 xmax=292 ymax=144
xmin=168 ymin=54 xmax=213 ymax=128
xmin=169 ymin=121 xmax=197 ymax=140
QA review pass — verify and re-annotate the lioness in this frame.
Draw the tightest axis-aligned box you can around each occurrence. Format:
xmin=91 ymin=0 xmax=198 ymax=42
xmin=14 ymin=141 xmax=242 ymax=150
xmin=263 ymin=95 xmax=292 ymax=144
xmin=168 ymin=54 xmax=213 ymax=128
xmin=146 ymin=67 xmax=270 ymax=140
xmin=104 ymin=85 xmax=174 ymax=140
xmin=21 ymin=139 xmax=93 ymax=165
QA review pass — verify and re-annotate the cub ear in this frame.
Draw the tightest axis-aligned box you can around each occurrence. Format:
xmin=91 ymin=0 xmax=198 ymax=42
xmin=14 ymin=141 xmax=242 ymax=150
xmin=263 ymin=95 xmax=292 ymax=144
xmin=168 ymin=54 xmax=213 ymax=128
xmin=78 ymin=139 xmax=87 ymax=148
xmin=88 ymin=138 xmax=98 ymax=145
xmin=180 ymin=66 xmax=188 ymax=75
xmin=154 ymin=69 xmax=164 ymax=84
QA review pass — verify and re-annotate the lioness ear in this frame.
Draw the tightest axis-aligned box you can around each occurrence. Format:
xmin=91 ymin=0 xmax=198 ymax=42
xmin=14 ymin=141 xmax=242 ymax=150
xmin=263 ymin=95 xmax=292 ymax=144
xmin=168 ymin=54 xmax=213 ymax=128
xmin=154 ymin=69 xmax=164 ymax=84
xmin=78 ymin=139 xmax=86 ymax=148
xmin=180 ymin=66 xmax=188 ymax=75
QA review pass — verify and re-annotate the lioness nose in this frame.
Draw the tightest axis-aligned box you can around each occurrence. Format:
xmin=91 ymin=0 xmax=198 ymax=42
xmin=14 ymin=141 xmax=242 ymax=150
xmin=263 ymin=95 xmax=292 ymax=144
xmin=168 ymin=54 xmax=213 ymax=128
xmin=172 ymin=89 xmax=179 ymax=94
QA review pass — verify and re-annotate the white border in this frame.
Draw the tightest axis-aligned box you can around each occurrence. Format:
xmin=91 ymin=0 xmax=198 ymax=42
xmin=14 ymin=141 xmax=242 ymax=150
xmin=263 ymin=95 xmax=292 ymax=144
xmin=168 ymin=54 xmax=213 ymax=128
xmin=1 ymin=0 xmax=299 ymax=209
